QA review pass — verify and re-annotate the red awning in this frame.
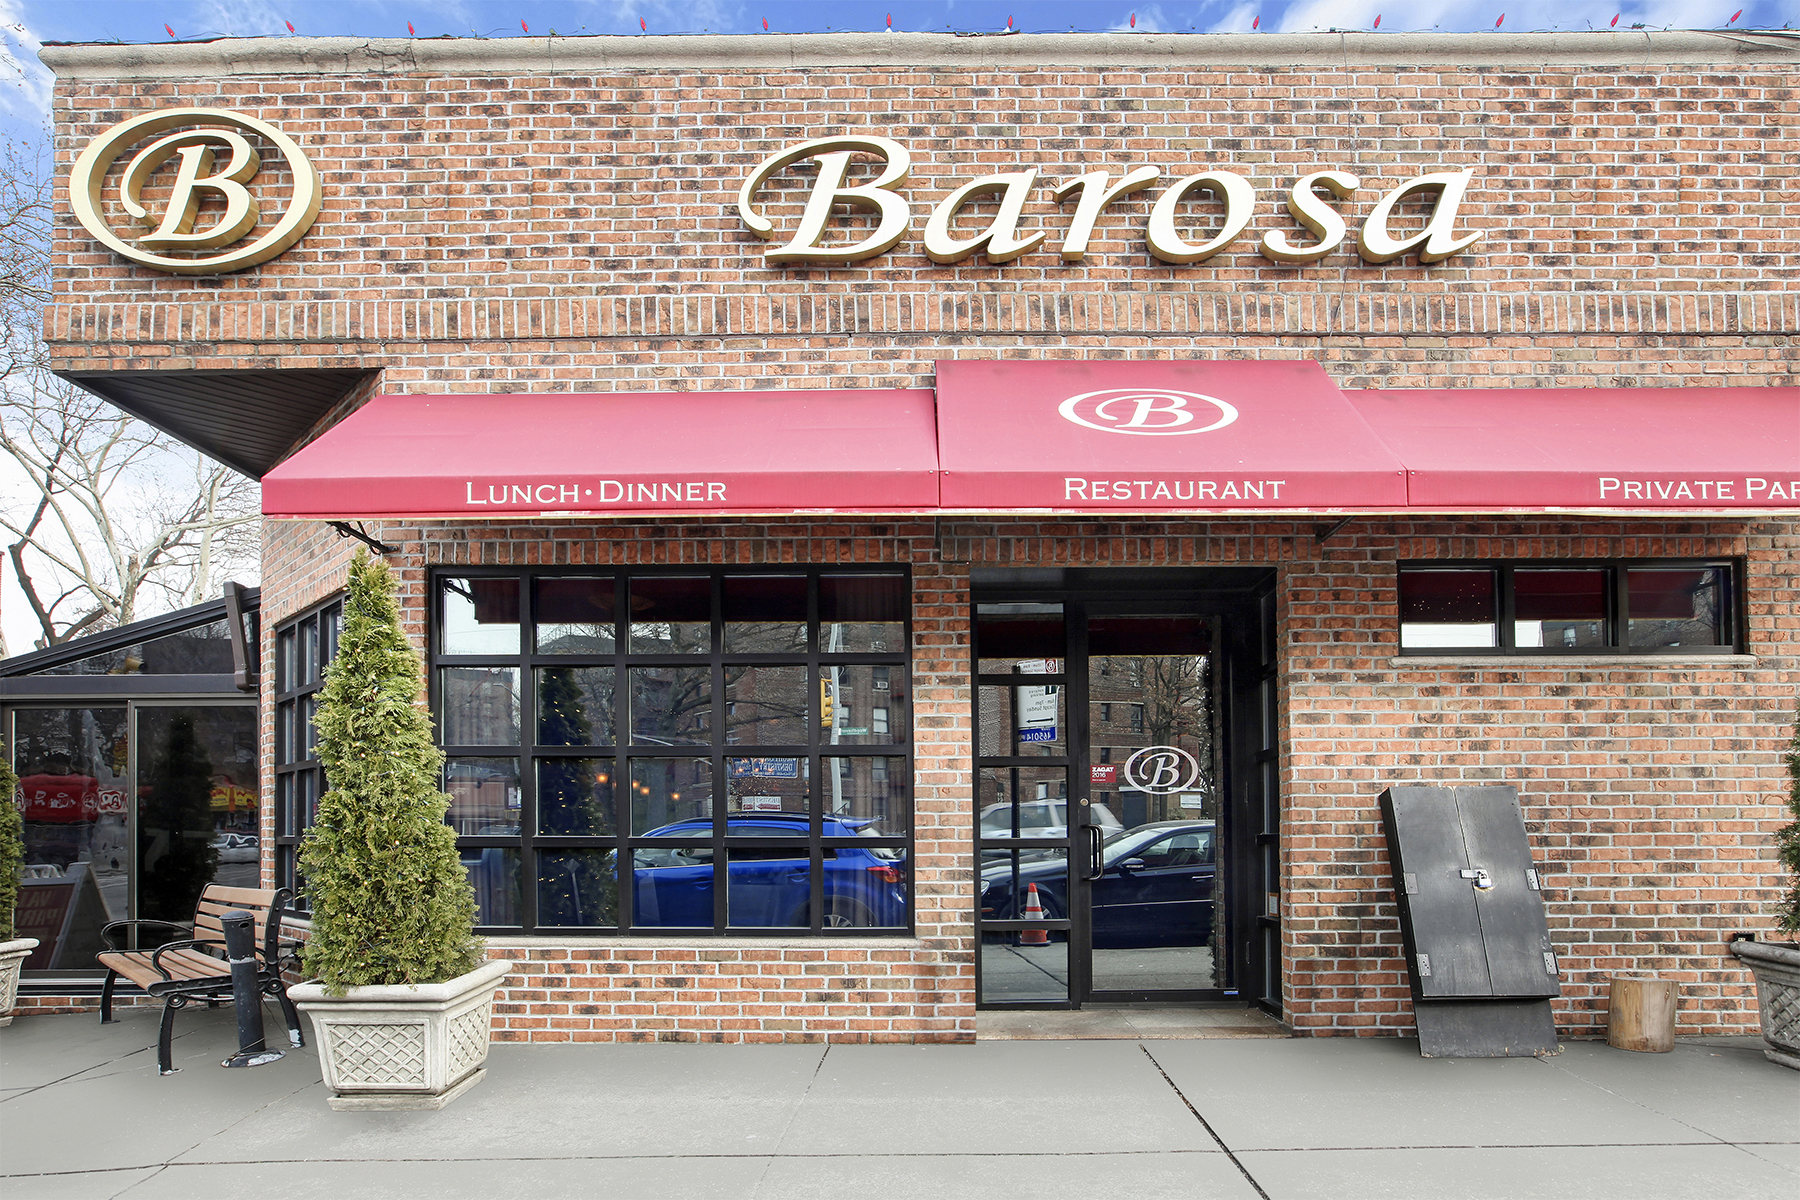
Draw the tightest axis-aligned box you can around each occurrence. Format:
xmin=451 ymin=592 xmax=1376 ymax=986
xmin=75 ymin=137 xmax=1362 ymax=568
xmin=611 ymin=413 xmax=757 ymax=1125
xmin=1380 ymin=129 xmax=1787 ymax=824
xmin=260 ymin=371 xmax=1800 ymax=522
xmin=935 ymin=358 xmax=1408 ymax=512
xmin=261 ymin=390 xmax=942 ymax=519
xmin=1344 ymin=387 xmax=1800 ymax=513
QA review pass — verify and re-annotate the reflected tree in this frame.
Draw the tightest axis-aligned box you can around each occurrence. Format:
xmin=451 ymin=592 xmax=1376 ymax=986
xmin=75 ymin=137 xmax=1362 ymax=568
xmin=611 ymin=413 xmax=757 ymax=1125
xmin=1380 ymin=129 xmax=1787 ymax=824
xmin=138 ymin=713 xmax=218 ymax=925
xmin=535 ymin=668 xmax=615 ymax=924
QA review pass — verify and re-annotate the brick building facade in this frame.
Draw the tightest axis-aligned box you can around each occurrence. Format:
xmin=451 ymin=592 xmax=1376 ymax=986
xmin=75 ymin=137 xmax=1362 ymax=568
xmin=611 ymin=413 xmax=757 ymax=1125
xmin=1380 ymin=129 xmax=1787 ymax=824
xmin=24 ymin=31 xmax=1799 ymax=1042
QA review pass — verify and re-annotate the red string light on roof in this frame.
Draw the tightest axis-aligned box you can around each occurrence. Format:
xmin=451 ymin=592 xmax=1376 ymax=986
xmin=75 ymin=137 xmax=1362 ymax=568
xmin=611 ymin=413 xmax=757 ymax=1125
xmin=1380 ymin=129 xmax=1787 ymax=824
xmin=164 ymin=23 xmax=176 ymax=38
xmin=285 ymin=20 xmax=295 ymax=33
xmin=762 ymin=17 xmax=768 ymax=29
xmin=1729 ymin=9 xmax=1742 ymax=22
xmin=887 ymin=13 xmax=893 ymax=28
xmin=1130 ymin=13 xmax=1136 ymax=26
xmin=1610 ymin=13 xmax=1620 ymax=25
xmin=1373 ymin=14 xmax=1381 ymax=27
xmin=1252 ymin=15 xmax=1260 ymax=29
xmin=640 ymin=17 xmax=646 ymax=31
xmin=1496 ymin=13 xmax=1505 ymax=26
xmin=407 ymin=21 xmax=415 ymax=35
xmin=521 ymin=21 xmax=529 ymax=33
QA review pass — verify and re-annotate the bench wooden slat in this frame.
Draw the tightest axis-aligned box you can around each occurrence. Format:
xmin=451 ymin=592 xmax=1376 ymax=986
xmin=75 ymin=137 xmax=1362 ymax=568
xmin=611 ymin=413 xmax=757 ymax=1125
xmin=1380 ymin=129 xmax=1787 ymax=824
xmin=97 ymin=882 xmax=304 ymax=1076
xmin=98 ymin=947 xmax=230 ymax=987
xmin=198 ymin=884 xmax=277 ymax=905
xmin=194 ymin=913 xmax=274 ymax=940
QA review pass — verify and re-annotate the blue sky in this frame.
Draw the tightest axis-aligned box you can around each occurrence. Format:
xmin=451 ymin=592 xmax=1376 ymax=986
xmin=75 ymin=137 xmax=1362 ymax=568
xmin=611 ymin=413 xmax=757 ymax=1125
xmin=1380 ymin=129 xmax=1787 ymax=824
xmin=0 ymin=0 xmax=1792 ymax=115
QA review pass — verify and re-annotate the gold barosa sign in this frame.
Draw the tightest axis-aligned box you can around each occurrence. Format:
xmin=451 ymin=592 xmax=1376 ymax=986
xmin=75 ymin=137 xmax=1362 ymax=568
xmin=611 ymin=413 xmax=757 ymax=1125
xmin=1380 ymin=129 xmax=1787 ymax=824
xmin=71 ymin=108 xmax=322 ymax=275
xmin=738 ymin=136 xmax=1481 ymax=267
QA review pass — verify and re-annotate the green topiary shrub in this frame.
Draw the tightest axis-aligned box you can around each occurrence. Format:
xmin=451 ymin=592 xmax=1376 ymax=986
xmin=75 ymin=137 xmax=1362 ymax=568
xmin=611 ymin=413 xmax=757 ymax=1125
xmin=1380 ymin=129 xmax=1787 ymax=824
xmin=299 ymin=550 xmax=481 ymax=993
xmin=0 ymin=749 xmax=20 ymax=943
xmin=1777 ymin=705 xmax=1800 ymax=934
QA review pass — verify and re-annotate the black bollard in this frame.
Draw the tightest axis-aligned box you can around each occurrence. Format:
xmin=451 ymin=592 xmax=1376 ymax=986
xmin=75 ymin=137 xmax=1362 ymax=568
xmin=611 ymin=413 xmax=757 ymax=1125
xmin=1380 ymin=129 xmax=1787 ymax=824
xmin=220 ymin=909 xmax=285 ymax=1069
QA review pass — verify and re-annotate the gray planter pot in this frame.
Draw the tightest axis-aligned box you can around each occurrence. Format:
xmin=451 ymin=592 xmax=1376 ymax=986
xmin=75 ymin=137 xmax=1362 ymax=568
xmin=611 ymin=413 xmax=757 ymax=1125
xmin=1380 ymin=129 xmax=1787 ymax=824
xmin=0 ymin=938 xmax=40 ymax=1027
xmin=1731 ymin=939 xmax=1800 ymax=1070
xmin=290 ymin=958 xmax=515 ymax=1109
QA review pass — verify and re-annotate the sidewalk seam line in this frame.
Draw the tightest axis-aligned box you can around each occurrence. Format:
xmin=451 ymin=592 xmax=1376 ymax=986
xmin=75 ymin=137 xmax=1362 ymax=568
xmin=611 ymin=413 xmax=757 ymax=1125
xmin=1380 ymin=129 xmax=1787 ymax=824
xmin=1139 ymin=1043 xmax=1272 ymax=1200
xmin=748 ymin=1041 xmax=832 ymax=1197
xmin=1536 ymin=1048 xmax=1735 ymax=1145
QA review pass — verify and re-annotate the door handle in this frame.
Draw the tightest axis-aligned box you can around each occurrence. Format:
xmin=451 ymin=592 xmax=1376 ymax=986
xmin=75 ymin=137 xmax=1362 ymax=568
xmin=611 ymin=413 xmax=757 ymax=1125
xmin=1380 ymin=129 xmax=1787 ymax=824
xmin=1086 ymin=824 xmax=1104 ymax=881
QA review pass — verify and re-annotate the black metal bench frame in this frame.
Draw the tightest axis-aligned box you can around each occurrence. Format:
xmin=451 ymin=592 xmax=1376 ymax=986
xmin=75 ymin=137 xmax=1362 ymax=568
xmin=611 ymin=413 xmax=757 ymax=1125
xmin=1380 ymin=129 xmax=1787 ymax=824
xmin=98 ymin=885 xmax=305 ymax=1075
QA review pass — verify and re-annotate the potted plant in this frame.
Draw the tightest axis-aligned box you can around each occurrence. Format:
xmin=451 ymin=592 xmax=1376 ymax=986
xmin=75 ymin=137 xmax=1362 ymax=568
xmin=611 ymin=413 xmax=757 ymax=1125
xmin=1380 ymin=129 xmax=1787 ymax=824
xmin=1731 ymin=704 xmax=1800 ymax=1069
xmin=0 ymin=747 xmax=40 ymax=1025
xmin=288 ymin=551 xmax=513 ymax=1109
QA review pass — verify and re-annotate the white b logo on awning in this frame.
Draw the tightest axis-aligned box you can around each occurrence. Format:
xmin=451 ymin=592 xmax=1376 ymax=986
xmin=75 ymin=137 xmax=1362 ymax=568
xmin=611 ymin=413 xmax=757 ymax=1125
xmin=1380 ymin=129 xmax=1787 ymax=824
xmin=1058 ymin=388 xmax=1238 ymax=436
xmin=1121 ymin=745 xmax=1202 ymax=794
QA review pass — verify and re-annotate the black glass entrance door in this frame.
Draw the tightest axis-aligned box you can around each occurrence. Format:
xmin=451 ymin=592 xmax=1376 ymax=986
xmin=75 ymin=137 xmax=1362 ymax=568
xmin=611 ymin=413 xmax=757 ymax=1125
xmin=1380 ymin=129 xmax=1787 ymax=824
xmin=1085 ymin=615 xmax=1223 ymax=998
xmin=973 ymin=570 xmax=1275 ymax=1010
xmin=974 ymin=602 xmax=1075 ymax=1002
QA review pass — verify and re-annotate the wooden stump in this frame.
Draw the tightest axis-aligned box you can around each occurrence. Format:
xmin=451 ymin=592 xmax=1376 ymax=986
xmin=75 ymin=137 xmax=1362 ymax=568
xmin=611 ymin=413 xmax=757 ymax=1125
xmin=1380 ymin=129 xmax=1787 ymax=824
xmin=1608 ymin=975 xmax=1677 ymax=1052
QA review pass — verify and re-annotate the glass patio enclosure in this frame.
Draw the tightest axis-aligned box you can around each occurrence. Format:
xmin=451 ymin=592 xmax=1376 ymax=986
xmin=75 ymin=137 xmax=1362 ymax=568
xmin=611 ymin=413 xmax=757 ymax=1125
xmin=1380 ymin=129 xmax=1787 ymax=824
xmin=0 ymin=588 xmax=259 ymax=986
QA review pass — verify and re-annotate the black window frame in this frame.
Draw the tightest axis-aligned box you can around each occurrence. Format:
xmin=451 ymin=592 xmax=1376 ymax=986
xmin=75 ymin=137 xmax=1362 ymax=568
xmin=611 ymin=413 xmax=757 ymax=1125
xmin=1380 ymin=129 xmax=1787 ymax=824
xmin=431 ymin=565 xmax=914 ymax=937
xmin=272 ymin=595 xmax=343 ymax=904
xmin=1397 ymin=558 xmax=1745 ymax=656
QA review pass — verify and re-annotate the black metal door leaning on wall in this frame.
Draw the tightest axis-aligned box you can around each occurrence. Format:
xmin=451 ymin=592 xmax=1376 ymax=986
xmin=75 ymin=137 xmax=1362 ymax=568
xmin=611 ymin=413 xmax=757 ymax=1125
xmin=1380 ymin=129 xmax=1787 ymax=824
xmin=970 ymin=568 xmax=1278 ymax=1011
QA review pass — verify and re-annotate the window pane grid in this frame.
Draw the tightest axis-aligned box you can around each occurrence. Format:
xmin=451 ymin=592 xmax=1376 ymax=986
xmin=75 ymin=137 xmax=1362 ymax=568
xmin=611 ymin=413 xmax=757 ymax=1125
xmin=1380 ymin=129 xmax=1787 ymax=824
xmin=1398 ymin=560 xmax=1739 ymax=655
xmin=433 ymin=568 xmax=911 ymax=936
xmin=273 ymin=597 xmax=343 ymax=905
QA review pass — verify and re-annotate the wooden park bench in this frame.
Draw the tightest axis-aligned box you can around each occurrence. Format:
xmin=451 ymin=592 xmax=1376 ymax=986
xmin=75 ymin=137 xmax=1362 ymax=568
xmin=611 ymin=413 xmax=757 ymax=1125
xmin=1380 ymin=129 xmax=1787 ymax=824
xmin=97 ymin=884 xmax=305 ymax=1075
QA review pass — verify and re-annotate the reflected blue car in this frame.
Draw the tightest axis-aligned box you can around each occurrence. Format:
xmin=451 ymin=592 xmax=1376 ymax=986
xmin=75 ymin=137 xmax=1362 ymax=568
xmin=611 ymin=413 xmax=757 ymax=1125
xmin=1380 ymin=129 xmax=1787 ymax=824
xmin=460 ymin=814 xmax=908 ymax=928
xmin=634 ymin=814 xmax=907 ymax=929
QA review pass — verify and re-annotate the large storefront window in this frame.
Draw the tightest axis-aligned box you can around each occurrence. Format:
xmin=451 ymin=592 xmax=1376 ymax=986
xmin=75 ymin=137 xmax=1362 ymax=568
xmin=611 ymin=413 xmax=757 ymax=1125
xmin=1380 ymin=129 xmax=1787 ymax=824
xmin=273 ymin=598 xmax=342 ymax=900
xmin=1398 ymin=561 xmax=1741 ymax=654
xmin=9 ymin=702 xmax=258 ymax=972
xmin=433 ymin=568 xmax=912 ymax=935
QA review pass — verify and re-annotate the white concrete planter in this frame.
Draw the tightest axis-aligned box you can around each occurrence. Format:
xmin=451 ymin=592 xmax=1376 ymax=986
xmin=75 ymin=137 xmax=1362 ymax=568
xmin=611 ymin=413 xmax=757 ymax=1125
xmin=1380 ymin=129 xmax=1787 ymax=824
xmin=1731 ymin=939 xmax=1800 ymax=1070
xmin=0 ymin=938 xmax=39 ymax=1026
xmin=290 ymin=958 xmax=515 ymax=1109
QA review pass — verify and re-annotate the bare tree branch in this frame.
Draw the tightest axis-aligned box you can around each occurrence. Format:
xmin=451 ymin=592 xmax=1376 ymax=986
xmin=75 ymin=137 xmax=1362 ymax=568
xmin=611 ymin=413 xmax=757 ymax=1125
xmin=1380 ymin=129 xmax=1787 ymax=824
xmin=0 ymin=131 xmax=262 ymax=652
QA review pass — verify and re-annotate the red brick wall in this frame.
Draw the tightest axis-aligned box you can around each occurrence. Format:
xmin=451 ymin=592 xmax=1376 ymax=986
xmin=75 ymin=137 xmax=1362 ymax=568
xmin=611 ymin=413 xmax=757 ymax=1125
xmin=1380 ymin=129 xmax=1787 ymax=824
xmin=238 ymin=514 xmax=1798 ymax=1041
xmin=30 ymin=36 xmax=1799 ymax=1038
xmin=40 ymin=41 xmax=1800 ymax=389
xmin=1279 ymin=519 xmax=1797 ymax=1038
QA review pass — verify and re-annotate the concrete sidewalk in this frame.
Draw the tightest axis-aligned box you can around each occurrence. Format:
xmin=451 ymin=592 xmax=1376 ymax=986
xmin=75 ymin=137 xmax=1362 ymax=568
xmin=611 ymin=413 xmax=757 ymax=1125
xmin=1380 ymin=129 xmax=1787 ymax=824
xmin=2 ymin=1006 xmax=1796 ymax=1199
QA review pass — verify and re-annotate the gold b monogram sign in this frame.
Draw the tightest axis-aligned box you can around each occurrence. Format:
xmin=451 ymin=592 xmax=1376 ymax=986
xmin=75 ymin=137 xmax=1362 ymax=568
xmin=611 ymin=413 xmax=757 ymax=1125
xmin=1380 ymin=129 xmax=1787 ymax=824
xmin=70 ymin=108 xmax=322 ymax=275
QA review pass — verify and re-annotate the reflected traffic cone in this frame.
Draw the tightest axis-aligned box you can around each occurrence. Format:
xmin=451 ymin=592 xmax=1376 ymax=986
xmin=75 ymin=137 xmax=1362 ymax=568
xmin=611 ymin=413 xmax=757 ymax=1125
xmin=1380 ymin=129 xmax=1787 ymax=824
xmin=1018 ymin=883 xmax=1049 ymax=945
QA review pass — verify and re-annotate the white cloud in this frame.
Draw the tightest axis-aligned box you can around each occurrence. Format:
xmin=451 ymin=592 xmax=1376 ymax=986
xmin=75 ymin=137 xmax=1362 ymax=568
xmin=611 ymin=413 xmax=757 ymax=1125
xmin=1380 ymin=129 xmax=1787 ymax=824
xmin=1109 ymin=4 xmax=1173 ymax=31
xmin=195 ymin=0 xmax=290 ymax=38
xmin=1269 ymin=0 xmax=1682 ymax=32
xmin=0 ymin=0 xmax=53 ymax=122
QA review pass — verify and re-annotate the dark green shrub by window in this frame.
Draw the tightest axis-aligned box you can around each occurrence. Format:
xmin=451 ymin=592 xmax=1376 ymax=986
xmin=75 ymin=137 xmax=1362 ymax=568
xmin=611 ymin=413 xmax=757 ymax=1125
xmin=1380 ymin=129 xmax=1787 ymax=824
xmin=300 ymin=551 xmax=481 ymax=992
xmin=1779 ymin=706 xmax=1800 ymax=934
xmin=0 ymin=750 xmax=19 ymax=942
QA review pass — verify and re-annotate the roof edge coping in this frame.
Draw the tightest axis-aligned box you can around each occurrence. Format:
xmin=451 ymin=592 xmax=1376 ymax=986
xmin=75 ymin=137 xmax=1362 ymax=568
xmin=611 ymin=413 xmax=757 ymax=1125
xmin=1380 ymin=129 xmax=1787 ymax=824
xmin=39 ymin=30 xmax=1800 ymax=78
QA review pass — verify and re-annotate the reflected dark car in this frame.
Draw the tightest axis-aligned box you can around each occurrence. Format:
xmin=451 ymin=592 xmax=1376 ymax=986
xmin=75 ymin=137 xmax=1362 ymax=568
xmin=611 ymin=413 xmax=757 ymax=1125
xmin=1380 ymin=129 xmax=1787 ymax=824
xmin=980 ymin=820 xmax=1215 ymax=948
xmin=634 ymin=813 xmax=906 ymax=929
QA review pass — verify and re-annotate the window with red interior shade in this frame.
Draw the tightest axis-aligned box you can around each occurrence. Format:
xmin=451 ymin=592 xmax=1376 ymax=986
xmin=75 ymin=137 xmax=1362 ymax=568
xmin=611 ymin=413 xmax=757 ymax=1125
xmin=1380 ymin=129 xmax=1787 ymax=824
xmin=1513 ymin=569 xmax=1608 ymax=649
xmin=1398 ymin=562 xmax=1738 ymax=655
xmin=1626 ymin=567 xmax=1729 ymax=648
xmin=1399 ymin=568 xmax=1497 ymax=649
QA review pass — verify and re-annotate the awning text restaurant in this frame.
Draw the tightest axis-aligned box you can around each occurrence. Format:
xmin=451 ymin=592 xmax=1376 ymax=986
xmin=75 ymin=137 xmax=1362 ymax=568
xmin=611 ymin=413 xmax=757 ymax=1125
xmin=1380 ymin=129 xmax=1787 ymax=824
xmin=17 ymin=29 xmax=1799 ymax=1042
